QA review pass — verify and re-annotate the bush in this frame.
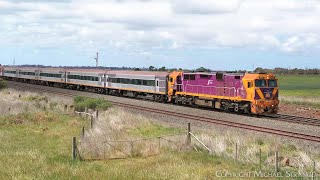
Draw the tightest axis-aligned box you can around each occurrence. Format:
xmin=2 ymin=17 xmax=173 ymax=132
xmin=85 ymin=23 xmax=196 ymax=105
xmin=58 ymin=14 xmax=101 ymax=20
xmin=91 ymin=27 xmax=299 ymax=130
xmin=0 ymin=79 xmax=7 ymax=90
xmin=74 ymin=96 xmax=112 ymax=111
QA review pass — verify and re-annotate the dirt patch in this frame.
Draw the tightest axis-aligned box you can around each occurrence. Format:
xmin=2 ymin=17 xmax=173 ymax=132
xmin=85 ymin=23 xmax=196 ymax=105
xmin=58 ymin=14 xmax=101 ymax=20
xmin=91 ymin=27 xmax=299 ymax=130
xmin=279 ymin=104 xmax=320 ymax=119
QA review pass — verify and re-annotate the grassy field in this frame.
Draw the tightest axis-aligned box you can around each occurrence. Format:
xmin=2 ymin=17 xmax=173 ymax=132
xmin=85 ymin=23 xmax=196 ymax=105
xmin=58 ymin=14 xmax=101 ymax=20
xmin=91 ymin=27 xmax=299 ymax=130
xmin=0 ymin=88 xmax=319 ymax=179
xmin=277 ymin=75 xmax=320 ymax=108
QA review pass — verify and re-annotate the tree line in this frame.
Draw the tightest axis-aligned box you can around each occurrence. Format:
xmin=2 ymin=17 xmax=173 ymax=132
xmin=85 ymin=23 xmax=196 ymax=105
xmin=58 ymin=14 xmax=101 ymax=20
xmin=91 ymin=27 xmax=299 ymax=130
xmin=254 ymin=67 xmax=320 ymax=75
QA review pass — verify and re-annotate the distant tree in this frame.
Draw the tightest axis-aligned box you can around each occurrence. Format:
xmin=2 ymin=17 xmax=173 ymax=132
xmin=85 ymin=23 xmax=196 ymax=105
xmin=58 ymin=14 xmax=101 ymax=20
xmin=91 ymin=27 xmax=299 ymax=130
xmin=196 ymin=67 xmax=210 ymax=72
xmin=158 ymin=66 xmax=166 ymax=71
xmin=254 ymin=67 xmax=264 ymax=73
xmin=149 ymin=66 xmax=155 ymax=71
xmin=134 ymin=68 xmax=140 ymax=71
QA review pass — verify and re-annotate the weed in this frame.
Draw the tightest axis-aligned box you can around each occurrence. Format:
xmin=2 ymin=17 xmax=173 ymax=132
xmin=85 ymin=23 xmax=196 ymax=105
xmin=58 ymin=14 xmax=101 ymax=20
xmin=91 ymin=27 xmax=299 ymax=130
xmin=0 ymin=79 xmax=7 ymax=90
xmin=74 ymin=96 xmax=112 ymax=111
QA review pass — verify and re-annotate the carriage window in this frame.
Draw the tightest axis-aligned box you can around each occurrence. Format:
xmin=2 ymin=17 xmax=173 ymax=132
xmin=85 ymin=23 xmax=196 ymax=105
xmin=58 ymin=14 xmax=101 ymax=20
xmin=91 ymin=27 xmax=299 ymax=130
xmin=147 ymin=80 xmax=154 ymax=86
xmin=143 ymin=80 xmax=148 ymax=86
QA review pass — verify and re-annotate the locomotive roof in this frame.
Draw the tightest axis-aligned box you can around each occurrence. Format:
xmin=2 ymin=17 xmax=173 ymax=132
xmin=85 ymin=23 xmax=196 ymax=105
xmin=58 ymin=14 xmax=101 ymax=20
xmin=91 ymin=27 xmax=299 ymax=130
xmin=183 ymin=72 xmax=245 ymax=76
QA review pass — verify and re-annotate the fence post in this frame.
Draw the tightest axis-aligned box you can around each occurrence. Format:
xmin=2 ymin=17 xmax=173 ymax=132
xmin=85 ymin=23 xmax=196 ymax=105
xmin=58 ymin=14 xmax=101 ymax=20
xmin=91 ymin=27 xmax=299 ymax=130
xmin=90 ymin=115 xmax=94 ymax=129
xmin=72 ymin=137 xmax=77 ymax=160
xmin=158 ymin=137 xmax=161 ymax=153
xmin=85 ymin=107 xmax=88 ymax=119
xmin=312 ymin=161 xmax=316 ymax=180
xmin=235 ymin=143 xmax=238 ymax=160
xmin=82 ymin=126 xmax=85 ymax=137
xmin=259 ymin=148 xmax=262 ymax=170
xmin=64 ymin=104 xmax=68 ymax=113
xmin=96 ymin=110 xmax=99 ymax=121
xmin=275 ymin=151 xmax=279 ymax=172
xmin=187 ymin=123 xmax=191 ymax=146
xmin=131 ymin=141 xmax=134 ymax=157
xmin=8 ymin=108 xmax=10 ymax=112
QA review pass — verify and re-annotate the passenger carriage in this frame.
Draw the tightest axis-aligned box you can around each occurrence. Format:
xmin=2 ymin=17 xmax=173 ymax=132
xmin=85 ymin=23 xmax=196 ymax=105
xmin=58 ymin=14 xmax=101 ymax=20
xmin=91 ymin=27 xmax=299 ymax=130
xmin=105 ymin=71 xmax=168 ymax=101
xmin=38 ymin=68 xmax=65 ymax=86
xmin=65 ymin=69 xmax=106 ymax=92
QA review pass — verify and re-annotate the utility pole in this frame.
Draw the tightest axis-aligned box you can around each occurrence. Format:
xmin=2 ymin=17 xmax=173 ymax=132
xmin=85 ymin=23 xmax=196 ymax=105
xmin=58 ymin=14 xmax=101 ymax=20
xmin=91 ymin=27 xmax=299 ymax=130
xmin=13 ymin=57 xmax=15 ymax=66
xmin=94 ymin=52 xmax=99 ymax=67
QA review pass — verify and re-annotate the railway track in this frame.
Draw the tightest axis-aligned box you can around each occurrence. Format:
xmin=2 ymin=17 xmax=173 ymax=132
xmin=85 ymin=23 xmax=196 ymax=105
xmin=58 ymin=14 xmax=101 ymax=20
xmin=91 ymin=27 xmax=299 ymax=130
xmin=7 ymin=81 xmax=320 ymax=143
xmin=263 ymin=114 xmax=320 ymax=127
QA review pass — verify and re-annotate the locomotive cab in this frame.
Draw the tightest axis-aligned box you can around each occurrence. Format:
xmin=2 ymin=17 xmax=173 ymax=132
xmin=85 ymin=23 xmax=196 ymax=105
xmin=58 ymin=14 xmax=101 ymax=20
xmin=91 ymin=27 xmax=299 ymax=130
xmin=243 ymin=73 xmax=279 ymax=114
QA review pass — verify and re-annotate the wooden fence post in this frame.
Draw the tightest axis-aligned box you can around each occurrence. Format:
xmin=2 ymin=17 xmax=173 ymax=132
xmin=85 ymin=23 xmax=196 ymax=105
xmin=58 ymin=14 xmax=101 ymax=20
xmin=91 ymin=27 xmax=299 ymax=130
xmin=131 ymin=141 xmax=134 ymax=157
xmin=82 ymin=126 xmax=85 ymax=137
xmin=85 ymin=107 xmax=88 ymax=119
xmin=275 ymin=151 xmax=279 ymax=172
xmin=72 ymin=137 xmax=77 ymax=160
xmin=90 ymin=115 xmax=94 ymax=129
xmin=312 ymin=161 xmax=316 ymax=180
xmin=187 ymin=123 xmax=191 ymax=146
xmin=8 ymin=108 xmax=10 ymax=112
xmin=96 ymin=110 xmax=99 ymax=121
xmin=158 ymin=137 xmax=161 ymax=153
xmin=64 ymin=104 xmax=68 ymax=113
xmin=235 ymin=143 xmax=238 ymax=160
xmin=259 ymin=148 xmax=262 ymax=170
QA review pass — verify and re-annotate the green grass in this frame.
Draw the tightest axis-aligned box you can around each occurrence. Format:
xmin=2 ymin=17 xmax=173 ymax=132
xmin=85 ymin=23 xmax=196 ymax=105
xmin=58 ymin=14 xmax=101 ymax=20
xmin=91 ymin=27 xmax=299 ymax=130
xmin=277 ymin=75 xmax=320 ymax=108
xmin=74 ymin=96 xmax=112 ymax=111
xmin=0 ymin=79 xmax=7 ymax=90
xmin=278 ymin=75 xmax=320 ymax=97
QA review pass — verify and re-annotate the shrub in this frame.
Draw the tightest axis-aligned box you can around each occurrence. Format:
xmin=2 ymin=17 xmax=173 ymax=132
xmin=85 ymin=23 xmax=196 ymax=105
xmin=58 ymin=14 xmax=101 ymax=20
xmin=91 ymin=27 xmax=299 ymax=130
xmin=0 ymin=79 xmax=7 ymax=90
xmin=74 ymin=96 xmax=112 ymax=111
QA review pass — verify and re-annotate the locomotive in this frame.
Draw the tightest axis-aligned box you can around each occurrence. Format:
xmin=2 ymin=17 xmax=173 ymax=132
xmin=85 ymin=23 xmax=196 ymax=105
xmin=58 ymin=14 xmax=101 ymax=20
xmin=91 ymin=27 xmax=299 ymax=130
xmin=0 ymin=65 xmax=279 ymax=115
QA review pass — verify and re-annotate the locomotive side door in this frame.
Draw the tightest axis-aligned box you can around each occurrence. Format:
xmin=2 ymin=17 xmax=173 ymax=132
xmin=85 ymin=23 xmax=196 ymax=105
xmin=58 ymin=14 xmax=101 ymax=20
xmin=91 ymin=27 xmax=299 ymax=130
xmin=155 ymin=77 xmax=160 ymax=92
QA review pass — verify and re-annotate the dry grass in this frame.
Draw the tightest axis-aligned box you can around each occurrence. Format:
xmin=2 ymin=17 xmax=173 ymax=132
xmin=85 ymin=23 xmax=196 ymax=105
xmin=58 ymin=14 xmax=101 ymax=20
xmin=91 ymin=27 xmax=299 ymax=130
xmin=0 ymin=88 xmax=72 ymax=115
xmin=192 ymin=129 xmax=320 ymax=174
xmin=79 ymin=108 xmax=186 ymax=159
xmin=280 ymin=96 xmax=320 ymax=109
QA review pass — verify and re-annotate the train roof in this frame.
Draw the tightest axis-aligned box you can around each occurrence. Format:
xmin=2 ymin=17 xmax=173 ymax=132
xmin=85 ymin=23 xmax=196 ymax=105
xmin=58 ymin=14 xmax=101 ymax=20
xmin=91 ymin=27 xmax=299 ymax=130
xmin=106 ymin=70 xmax=169 ymax=76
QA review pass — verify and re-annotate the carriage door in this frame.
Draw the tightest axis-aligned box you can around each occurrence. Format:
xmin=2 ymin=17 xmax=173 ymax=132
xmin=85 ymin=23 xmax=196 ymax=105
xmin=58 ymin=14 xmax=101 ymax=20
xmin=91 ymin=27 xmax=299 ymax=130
xmin=155 ymin=78 xmax=160 ymax=92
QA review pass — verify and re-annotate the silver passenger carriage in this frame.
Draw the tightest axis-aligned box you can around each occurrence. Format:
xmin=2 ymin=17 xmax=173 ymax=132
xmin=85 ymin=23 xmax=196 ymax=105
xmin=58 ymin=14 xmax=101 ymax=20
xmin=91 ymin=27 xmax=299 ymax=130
xmin=2 ymin=67 xmax=19 ymax=79
xmin=65 ymin=69 xmax=106 ymax=91
xmin=16 ymin=68 xmax=38 ymax=82
xmin=39 ymin=68 xmax=65 ymax=86
xmin=106 ymin=70 xmax=169 ymax=101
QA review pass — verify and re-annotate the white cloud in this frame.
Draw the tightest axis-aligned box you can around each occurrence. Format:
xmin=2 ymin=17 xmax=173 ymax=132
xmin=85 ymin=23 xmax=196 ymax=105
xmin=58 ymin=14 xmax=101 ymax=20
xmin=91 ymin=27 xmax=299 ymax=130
xmin=172 ymin=0 xmax=242 ymax=14
xmin=1 ymin=0 xmax=320 ymax=55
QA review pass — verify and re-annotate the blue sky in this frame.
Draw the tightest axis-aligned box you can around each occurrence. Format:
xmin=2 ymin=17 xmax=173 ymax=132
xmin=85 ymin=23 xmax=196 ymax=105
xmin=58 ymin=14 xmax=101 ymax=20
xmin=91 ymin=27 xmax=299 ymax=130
xmin=1 ymin=0 xmax=320 ymax=70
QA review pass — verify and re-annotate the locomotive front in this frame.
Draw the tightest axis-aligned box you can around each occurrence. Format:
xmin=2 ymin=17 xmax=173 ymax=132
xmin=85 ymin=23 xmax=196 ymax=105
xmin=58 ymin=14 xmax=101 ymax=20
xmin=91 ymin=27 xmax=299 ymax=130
xmin=243 ymin=73 xmax=279 ymax=114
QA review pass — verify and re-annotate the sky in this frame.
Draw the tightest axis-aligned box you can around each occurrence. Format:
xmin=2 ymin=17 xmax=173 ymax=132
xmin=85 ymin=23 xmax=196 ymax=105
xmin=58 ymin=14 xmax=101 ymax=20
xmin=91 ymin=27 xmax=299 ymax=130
xmin=0 ymin=0 xmax=320 ymax=70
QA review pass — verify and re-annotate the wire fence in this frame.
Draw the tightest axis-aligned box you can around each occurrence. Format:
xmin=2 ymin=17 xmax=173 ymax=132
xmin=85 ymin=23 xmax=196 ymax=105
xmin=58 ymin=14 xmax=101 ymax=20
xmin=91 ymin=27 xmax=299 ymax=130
xmin=71 ymin=112 xmax=319 ymax=179
xmin=77 ymin=134 xmax=187 ymax=160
